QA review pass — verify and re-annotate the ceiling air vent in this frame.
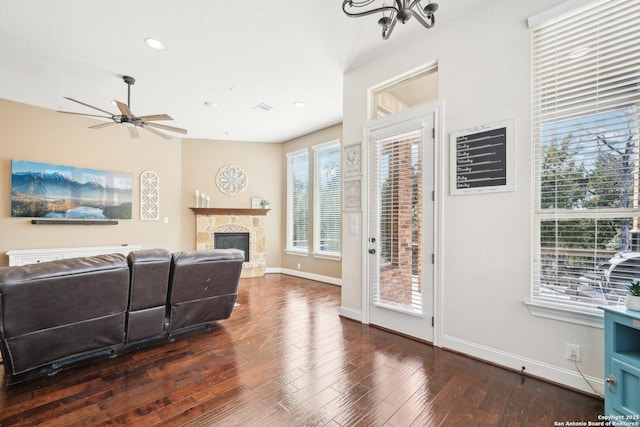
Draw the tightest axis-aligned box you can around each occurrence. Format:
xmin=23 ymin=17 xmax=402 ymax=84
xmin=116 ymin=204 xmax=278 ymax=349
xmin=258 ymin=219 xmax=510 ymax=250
xmin=253 ymin=102 xmax=273 ymax=112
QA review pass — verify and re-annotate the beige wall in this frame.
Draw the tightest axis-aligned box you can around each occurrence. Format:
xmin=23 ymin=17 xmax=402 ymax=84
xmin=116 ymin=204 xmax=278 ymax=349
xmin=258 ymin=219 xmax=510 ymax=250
xmin=0 ymin=99 xmax=183 ymax=266
xmin=180 ymin=138 xmax=282 ymax=270
xmin=1 ymin=98 xmax=335 ymax=277
xmin=281 ymin=123 xmax=342 ymax=280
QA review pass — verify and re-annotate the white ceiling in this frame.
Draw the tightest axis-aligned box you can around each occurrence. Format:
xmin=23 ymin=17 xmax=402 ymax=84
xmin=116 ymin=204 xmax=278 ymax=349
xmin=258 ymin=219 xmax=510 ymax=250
xmin=0 ymin=1 xmax=476 ymax=143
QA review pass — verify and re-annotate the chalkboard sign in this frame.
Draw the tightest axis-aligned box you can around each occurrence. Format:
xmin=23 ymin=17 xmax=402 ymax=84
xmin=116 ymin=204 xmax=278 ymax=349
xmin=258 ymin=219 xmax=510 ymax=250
xmin=450 ymin=120 xmax=514 ymax=195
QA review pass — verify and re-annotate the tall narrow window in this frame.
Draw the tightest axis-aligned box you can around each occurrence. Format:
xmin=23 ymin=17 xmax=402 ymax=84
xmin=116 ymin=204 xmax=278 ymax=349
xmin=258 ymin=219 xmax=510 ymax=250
xmin=531 ymin=0 xmax=640 ymax=318
xmin=286 ymin=149 xmax=309 ymax=253
xmin=313 ymin=140 xmax=341 ymax=258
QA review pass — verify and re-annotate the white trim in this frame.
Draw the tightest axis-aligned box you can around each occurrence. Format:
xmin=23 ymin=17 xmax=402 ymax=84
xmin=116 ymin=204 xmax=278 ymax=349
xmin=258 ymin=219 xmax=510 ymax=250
xmin=285 ymin=249 xmax=309 ymax=257
xmin=367 ymin=62 xmax=438 ymax=121
xmin=433 ymin=102 xmax=445 ymax=348
xmin=311 ymin=251 xmax=341 ymax=261
xmin=361 ymin=127 xmax=371 ymax=325
xmin=285 ymin=147 xmax=309 ymax=158
xmin=440 ymin=334 xmax=604 ymax=396
xmin=279 ymin=268 xmax=342 ymax=286
xmin=311 ymin=138 xmax=341 ymax=152
xmin=525 ymin=301 xmax=604 ymax=329
xmin=339 ymin=306 xmax=362 ymax=322
xmin=527 ymin=0 xmax=597 ymax=28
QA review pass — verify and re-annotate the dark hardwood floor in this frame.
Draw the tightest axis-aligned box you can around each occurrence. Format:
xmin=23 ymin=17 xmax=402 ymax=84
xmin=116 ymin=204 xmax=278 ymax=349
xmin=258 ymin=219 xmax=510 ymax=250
xmin=0 ymin=274 xmax=603 ymax=426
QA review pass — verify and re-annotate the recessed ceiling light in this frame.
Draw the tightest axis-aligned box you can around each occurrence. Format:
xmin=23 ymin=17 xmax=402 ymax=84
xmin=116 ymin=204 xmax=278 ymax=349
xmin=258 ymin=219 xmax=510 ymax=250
xmin=145 ymin=38 xmax=165 ymax=50
xmin=204 ymin=101 xmax=219 ymax=108
xmin=568 ymin=46 xmax=590 ymax=59
xmin=293 ymin=101 xmax=305 ymax=108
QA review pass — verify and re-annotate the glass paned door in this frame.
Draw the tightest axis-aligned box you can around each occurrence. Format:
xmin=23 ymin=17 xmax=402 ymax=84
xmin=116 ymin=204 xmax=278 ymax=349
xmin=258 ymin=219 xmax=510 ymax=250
xmin=367 ymin=108 xmax=434 ymax=342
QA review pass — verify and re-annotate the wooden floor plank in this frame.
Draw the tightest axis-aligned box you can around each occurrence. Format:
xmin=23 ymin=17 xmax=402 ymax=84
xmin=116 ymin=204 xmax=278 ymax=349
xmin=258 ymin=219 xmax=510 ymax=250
xmin=0 ymin=274 xmax=603 ymax=426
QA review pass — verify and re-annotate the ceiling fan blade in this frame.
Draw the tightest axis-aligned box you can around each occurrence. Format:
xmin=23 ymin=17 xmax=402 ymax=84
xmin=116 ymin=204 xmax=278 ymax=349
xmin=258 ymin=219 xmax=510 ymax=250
xmin=144 ymin=122 xmax=188 ymax=135
xmin=57 ymin=111 xmax=113 ymax=119
xmin=63 ymin=97 xmax=115 ymax=116
xmin=89 ymin=122 xmax=118 ymax=129
xmin=136 ymin=114 xmax=173 ymax=121
xmin=128 ymin=127 xmax=140 ymax=139
xmin=143 ymin=125 xmax=173 ymax=140
xmin=113 ymin=100 xmax=133 ymax=117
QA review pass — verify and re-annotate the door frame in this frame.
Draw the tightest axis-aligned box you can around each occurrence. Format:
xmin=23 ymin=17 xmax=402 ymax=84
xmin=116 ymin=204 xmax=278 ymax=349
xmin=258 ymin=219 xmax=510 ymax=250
xmin=361 ymin=101 xmax=444 ymax=347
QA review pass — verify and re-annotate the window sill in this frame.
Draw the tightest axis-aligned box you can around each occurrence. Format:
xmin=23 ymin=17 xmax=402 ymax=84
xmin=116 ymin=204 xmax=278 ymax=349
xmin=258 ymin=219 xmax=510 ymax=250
xmin=525 ymin=301 xmax=604 ymax=329
xmin=285 ymin=249 xmax=308 ymax=257
xmin=312 ymin=251 xmax=341 ymax=261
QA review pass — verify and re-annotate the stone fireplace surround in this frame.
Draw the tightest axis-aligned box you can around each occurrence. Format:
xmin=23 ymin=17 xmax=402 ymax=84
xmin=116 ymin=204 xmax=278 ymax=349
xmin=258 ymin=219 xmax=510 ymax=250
xmin=191 ymin=208 xmax=268 ymax=278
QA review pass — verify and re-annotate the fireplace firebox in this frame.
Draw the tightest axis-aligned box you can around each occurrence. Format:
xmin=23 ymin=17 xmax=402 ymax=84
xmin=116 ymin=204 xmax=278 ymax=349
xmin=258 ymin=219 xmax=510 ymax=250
xmin=214 ymin=232 xmax=250 ymax=262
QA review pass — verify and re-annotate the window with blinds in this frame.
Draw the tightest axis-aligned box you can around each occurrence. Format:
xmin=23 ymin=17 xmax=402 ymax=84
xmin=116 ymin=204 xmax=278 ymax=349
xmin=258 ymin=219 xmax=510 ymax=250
xmin=287 ymin=149 xmax=309 ymax=253
xmin=313 ymin=141 xmax=341 ymax=257
xmin=531 ymin=0 xmax=640 ymax=315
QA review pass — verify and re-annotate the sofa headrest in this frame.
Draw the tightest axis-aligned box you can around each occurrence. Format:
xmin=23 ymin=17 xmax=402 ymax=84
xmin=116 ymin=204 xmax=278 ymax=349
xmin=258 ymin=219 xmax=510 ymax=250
xmin=0 ymin=253 xmax=127 ymax=287
xmin=128 ymin=248 xmax=171 ymax=264
xmin=171 ymin=249 xmax=245 ymax=266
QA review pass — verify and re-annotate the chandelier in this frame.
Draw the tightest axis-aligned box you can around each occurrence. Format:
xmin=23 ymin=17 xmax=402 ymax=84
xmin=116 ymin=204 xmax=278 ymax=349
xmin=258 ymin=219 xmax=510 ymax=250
xmin=342 ymin=0 xmax=439 ymax=40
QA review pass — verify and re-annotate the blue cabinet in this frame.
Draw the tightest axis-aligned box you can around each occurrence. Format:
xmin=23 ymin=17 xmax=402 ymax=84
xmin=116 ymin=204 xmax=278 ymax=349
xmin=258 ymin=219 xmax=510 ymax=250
xmin=602 ymin=306 xmax=640 ymax=416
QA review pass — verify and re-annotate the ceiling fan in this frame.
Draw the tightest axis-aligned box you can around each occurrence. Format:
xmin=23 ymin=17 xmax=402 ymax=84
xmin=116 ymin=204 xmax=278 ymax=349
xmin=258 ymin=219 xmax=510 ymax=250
xmin=57 ymin=75 xmax=187 ymax=139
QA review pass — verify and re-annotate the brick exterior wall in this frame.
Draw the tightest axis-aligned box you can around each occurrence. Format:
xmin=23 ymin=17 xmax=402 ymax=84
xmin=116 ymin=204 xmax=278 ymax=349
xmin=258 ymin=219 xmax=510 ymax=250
xmin=378 ymin=139 xmax=422 ymax=308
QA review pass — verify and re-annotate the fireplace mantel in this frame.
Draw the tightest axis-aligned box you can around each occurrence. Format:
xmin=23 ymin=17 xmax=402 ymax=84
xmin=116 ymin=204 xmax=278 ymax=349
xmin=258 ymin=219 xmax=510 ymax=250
xmin=189 ymin=208 xmax=270 ymax=216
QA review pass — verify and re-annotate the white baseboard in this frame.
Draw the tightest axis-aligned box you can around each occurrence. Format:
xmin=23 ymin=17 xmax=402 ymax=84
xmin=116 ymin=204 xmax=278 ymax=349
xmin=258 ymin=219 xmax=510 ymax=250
xmin=440 ymin=334 xmax=604 ymax=396
xmin=339 ymin=306 xmax=362 ymax=322
xmin=268 ymin=268 xmax=341 ymax=287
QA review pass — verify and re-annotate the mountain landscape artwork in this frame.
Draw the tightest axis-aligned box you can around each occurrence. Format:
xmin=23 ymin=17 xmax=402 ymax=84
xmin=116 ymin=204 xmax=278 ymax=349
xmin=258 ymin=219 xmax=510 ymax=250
xmin=11 ymin=160 xmax=132 ymax=219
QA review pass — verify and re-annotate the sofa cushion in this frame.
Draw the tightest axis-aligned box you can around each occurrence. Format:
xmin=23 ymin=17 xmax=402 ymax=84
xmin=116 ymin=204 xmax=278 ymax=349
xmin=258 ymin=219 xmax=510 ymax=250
xmin=127 ymin=248 xmax=171 ymax=310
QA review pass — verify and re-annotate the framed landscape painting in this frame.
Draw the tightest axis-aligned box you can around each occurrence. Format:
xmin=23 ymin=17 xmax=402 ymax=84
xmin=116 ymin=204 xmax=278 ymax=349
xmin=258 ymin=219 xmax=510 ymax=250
xmin=11 ymin=159 xmax=133 ymax=219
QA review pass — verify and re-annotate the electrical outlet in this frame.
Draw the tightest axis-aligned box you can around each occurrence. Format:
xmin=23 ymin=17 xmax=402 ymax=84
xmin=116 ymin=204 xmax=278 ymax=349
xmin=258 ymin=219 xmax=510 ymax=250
xmin=297 ymin=263 xmax=301 ymax=270
xmin=566 ymin=343 xmax=582 ymax=362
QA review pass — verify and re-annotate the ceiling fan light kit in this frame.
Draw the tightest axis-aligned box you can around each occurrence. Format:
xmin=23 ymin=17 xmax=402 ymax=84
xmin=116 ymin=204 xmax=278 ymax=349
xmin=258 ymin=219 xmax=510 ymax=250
xmin=342 ymin=0 xmax=438 ymax=40
xmin=57 ymin=75 xmax=188 ymax=139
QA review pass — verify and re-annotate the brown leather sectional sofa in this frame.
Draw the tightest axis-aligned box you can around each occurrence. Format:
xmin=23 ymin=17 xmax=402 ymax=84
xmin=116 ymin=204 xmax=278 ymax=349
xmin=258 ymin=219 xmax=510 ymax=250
xmin=0 ymin=248 xmax=244 ymax=381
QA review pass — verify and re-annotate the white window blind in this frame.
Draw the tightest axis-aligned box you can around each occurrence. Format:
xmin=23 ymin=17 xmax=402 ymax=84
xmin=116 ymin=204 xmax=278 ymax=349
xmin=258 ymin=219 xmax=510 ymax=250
xmin=531 ymin=0 xmax=640 ymax=314
xmin=313 ymin=141 xmax=341 ymax=256
xmin=287 ymin=149 xmax=309 ymax=253
xmin=373 ymin=130 xmax=423 ymax=314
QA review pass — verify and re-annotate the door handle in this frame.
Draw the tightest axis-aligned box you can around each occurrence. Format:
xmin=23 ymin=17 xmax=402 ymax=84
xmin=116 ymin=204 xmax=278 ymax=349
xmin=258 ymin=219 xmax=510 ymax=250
xmin=369 ymin=248 xmax=376 ymax=254
xmin=606 ymin=374 xmax=617 ymax=392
